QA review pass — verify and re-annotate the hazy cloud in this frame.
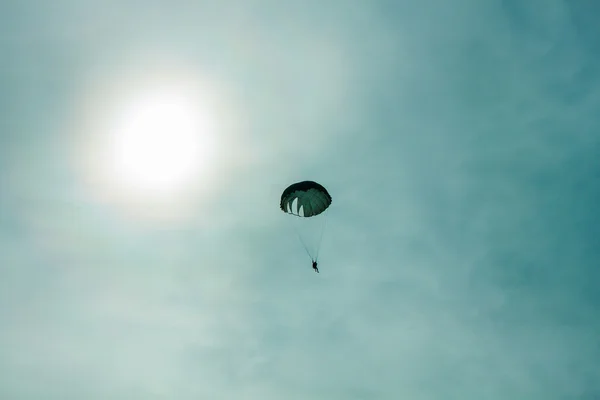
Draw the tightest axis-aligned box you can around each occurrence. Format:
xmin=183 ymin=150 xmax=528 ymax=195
xmin=1 ymin=0 xmax=599 ymax=398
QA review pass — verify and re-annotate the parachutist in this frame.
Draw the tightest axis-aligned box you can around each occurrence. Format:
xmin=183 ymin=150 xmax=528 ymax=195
xmin=280 ymin=181 xmax=331 ymax=273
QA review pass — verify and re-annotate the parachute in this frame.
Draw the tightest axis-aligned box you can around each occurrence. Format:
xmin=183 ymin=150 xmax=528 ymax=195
xmin=280 ymin=181 xmax=332 ymax=217
xmin=280 ymin=181 xmax=332 ymax=266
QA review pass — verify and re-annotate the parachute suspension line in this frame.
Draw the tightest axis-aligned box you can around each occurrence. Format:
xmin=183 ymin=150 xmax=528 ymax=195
xmin=293 ymin=222 xmax=314 ymax=261
xmin=314 ymin=212 xmax=328 ymax=262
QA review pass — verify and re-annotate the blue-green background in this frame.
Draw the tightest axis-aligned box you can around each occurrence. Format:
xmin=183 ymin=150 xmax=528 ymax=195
xmin=1 ymin=0 xmax=599 ymax=398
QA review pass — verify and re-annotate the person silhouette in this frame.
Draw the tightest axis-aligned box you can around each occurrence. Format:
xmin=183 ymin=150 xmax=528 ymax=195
xmin=312 ymin=260 xmax=319 ymax=273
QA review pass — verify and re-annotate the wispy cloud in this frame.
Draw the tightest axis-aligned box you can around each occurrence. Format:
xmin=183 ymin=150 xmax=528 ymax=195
xmin=1 ymin=0 xmax=599 ymax=398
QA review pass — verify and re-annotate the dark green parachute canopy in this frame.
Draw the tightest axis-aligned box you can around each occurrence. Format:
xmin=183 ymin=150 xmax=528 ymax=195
xmin=280 ymin=181 xmax=332 ymax=217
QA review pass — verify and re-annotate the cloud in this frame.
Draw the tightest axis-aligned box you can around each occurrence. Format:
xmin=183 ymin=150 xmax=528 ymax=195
xmin=1 ymin=0 xmax=599 ymax=398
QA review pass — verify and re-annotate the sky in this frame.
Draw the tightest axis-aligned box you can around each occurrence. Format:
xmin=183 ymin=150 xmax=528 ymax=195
xmin=1 ymin=0 xmax=599 ymax=398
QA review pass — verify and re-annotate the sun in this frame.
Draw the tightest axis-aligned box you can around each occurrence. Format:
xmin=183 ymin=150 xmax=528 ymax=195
xmin=110 ymin=89 xmax=211 ymax=196
xmin=71 ymin=64 xmax=241 ymax=223
xmin=106 ymin=84 xmax=217 ymax=199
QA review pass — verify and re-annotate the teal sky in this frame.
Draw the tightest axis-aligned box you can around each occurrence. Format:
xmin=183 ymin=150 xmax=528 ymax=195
xmin=1 ymin=0 xmax=599 ymax=398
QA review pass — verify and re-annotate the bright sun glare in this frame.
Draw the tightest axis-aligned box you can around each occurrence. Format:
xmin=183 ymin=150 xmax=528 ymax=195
xmin=74 ymin=65 xmax=234 ymax=222
xmin=111 ymin=89 xmax=212 ymax=195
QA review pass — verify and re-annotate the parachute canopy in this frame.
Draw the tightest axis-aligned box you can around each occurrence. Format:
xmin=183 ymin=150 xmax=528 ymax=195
xmin=280 ymin=180 xmax=332 ymax=217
